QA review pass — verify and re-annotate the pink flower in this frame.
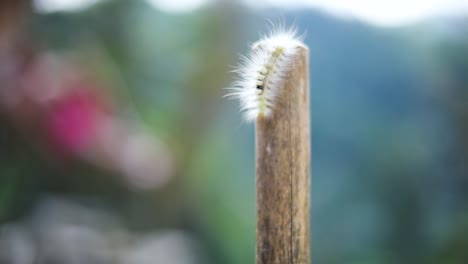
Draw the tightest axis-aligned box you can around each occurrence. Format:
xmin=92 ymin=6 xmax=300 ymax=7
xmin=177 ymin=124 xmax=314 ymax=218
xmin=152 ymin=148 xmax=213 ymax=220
xmin=46 ymin=87 xmax=107 ymax=154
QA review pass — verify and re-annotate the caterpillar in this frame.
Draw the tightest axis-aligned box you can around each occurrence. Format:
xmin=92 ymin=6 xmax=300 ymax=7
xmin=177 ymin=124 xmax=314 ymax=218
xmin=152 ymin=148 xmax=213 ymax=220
xmin=226 ymin=23 xmax=306 ymax=122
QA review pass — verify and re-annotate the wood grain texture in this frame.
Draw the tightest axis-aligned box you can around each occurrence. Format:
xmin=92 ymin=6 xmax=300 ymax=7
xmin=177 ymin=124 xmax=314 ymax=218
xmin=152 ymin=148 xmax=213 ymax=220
xmin=256 ymin=47 xmax=310 ymax=264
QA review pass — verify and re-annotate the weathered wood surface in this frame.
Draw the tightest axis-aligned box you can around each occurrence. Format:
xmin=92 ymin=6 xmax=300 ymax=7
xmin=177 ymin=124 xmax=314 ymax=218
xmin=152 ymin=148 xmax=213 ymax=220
xmin=256 ymin=46 xmax=311 ymax=264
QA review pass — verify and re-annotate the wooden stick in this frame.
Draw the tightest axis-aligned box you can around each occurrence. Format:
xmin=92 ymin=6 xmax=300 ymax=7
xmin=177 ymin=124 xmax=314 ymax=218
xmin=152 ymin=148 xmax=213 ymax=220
xmin=256 ymin=46 xmax=310 ymax=264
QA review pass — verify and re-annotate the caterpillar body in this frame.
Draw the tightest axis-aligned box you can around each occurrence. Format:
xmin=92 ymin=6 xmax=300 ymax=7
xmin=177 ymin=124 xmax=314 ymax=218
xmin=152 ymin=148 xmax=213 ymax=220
xmin=226 ymin=24 xmax=306 ymax=122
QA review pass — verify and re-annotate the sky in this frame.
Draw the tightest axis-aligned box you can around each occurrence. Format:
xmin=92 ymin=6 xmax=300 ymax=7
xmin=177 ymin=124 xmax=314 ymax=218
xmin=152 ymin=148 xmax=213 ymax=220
xmin=34 ymin=0 xmax=468 ymax=26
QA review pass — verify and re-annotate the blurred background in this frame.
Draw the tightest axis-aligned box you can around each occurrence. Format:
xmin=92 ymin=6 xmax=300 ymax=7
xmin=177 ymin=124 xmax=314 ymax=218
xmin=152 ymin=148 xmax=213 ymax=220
xmin=0 ymin=0 xmax=467 ymax=263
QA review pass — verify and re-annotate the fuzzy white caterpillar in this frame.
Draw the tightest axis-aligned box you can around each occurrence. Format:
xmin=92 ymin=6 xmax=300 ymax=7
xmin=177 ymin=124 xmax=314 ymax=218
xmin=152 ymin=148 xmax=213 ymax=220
xmin=226 ymin=24 xmax=306 ymax=122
